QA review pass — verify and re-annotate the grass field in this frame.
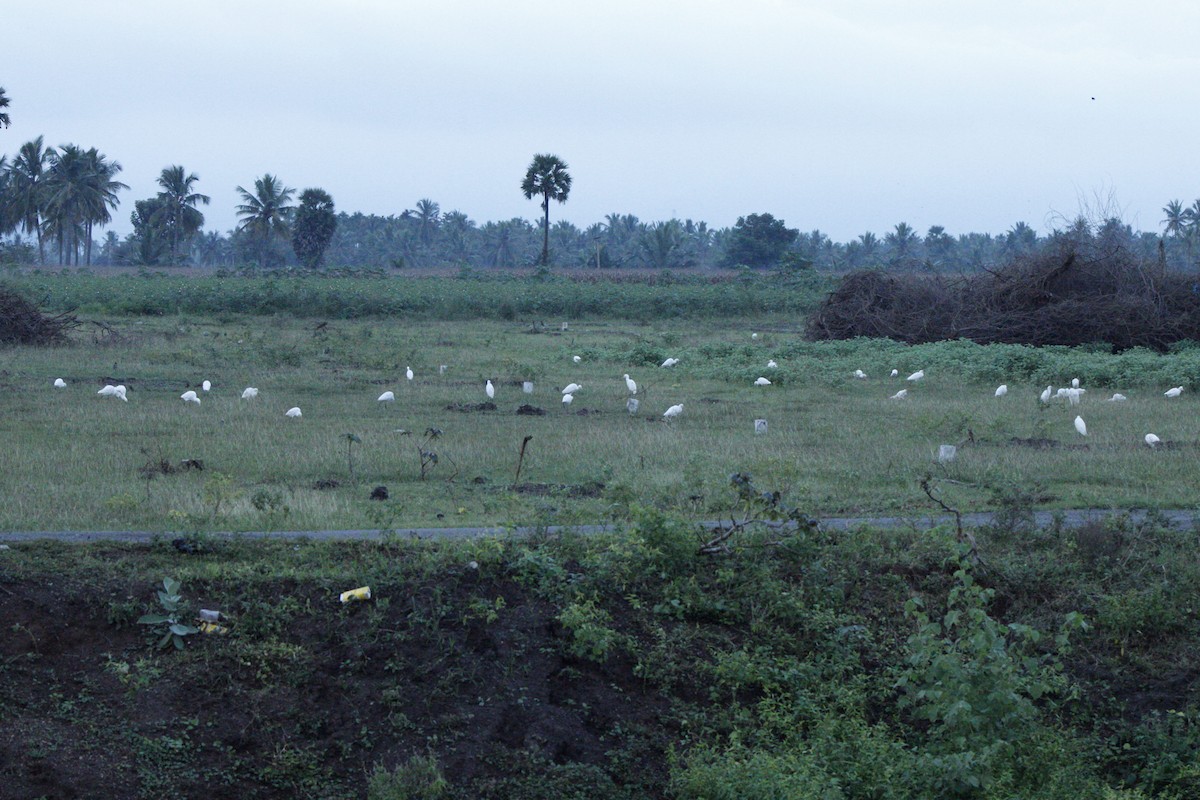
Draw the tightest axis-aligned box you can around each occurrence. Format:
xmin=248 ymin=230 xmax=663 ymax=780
xmin=3 ymin=312 xmax=1200 ymax=532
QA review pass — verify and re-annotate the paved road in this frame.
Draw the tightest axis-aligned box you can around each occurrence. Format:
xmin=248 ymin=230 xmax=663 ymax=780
xmin=1 ymin=508 xmax=1196 ymax=545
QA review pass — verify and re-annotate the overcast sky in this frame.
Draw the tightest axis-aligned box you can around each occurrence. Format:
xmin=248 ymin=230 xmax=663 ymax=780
xmin=4 ymin=1 xmax=1196 ymax=242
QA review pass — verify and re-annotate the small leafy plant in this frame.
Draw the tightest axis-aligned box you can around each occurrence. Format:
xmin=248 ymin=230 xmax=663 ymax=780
xmin=137 ymin=577 xmax=200 ymax=650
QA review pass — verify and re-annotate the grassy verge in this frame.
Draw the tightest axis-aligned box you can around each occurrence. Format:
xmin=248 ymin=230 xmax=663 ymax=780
xmin=1 ymin=504 xmax=1197 ymax=798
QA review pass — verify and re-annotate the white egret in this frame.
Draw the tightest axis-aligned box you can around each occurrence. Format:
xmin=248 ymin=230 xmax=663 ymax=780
xmin=1071 ymin=378 xmax=1080 ymax=388
xmin=97 ymin=384 xmax=118 ymax=396
xmin=572 ymin=355 xmax=582 ymax=363
xmin=995 ymin=384 xmax=1008 ymax=397
xmin=1040 ymin=386 xmax=1053 ymax=403
xmin=907 ymin=370 xmax=924 ymax=382
xmin=1165 ymin=386 xmax=1184 ymax=398
xmin=663 ymin=403 xmax=684 ymax=418
xmin=406 ymin=367 xmax=414 ymax=381
xmin=485 ymin=380 xmax=495 ymax=399
xmin=53 ymin=378 xmax=66 ymax=388
xmin=624 ymin=374 xmax=637 ymax=394
xmin=661 ymin=358 xmax=679 ymax=368
xmin=562 ymin=393 xmax=574 ymax=407
xmin=754 ymin=377 xmax=772 ymax=386
xmin=181 ymin=390 xmax=200 ymax=405
xmin=378 ymin=391 xmax=395 ymax=403
xmin=114 ymin=385 xmax=127 ymax=401
xmin=1145 ymin=433 xmax=1161 ymax=447
xmin=202 ymin=380 xmax=211 ymax=392
xmin=890 ymin=389 xmax=908 ymax=400
xmin=751 ymin=333 xmax=759 ymax=340
xmin=1074 ymin=415 xmax=1087 ymax=436
xmin=241 ymin=387 xmax=259 ymax=399
xmin=562 ymin=383 xmax=582 ymax=395
xmin=853 ymin=369 xmax=867 ymax=379
xmin=286 ymin=407 xmax=302 ymax=418
xmin=1108 ymin=393 xmax=1127 ymax=402
xmin=890 ymin=369 xmax=899 ymax=377
xmin=767 ymin=359 xmax=778 ymax=369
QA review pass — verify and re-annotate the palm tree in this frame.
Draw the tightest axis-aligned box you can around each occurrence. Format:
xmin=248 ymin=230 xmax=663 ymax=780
xmin=80 ymin=148 xmax=127 ymax=265
xmin=1162 ymin=200 xmax=1187 ymax=239
xmin=236 ymin=174 xmax=295 ymax=267
xmin=156 ymin=166 xmax=209 ymax=265
xmin=9 ymin=137 xmax=49 ymax=263
xmin=521 ymin=154 xmax=571 ymax=265
xmin=412 ymin=198 xmax=440 ymax=246
xmin=0 ymin=87 xmax=10 ymax=129
xmin=885 ymin=222 xmax=919 ymax=268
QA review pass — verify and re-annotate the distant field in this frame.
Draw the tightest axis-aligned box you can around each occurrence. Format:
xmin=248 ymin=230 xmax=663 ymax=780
xmin=2 ymin=303 xmax=1200 ymax=533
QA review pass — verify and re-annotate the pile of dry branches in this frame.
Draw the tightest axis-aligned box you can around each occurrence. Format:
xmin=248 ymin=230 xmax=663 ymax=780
xmin=0 ymin=287 xmax=78 ymax=346
xmin=807 ymin=244 xmax=1200 ymax=351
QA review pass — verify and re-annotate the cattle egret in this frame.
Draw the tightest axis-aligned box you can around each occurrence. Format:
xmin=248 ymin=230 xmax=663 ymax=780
xmin=1074 ymin=416 xmax=1087 ymax=436
xmin=241 ymin=387 xmax=259 ymax=399
xmin=661 ymin=358 xmax=679 ymax=368
xmin=439 ymin=365 xmax=447 ymax=374
xmin=624 ymin=374 xmax=637 ymax=394
xmin=562 ymin=383 xmax=582 ymax=395
xmin=573 ymin=355 xmax=582 ymax=363
xmin=1040 ymin=386 xmax=1053 ymax=403
xmin=1165 ymin=386 xmax=1183 ymax=398
xmin=286 ymin=407 xmax=302 ymax=418
xmin=562 ymin=393 xmax=574 ymax=407
xmin=1145 ymin=433 xmax=1161 ymax=447
xmin=202 ymin=380 xmax=211 ymax=392
xmin=907 ymin=370 xmax=924 ymax=382
xmin=97 ymin=384 xmax=117 ymax=396
xmin=663 ymin=403 xmax=684 ymax=418
xmin=54 ymin=378 xmax=66 ymax=388
xmin=1108 ymin=393 xmax=1127 ymax=402
xmin=890 ymin=389 xmax=908 ymax=400
xmin=114 ymin=385 xmax=127 ymax=401
xmin=181 ymin=390 xmax=200 ymax=405
xmin=378 ymin=391 xmax=395 ymax=403
xmin=406 ymin=367 xmax=414 ymax=381
xmin=995 ymin=384 xmax=1008 ymax=397
xmin=751 ymin=333 xmax=759 ymax=340
xmin=767 ymin=360 xmax=778 ymax=369
xmin=1071 ymin=378 xmax=1080 ymax=388
xmin=627 ymin=397 xmax=639 ymax=414
xmin=854 ymin=369 xmax=867 ymax=379
xmin=485 ymin=380 xmax=495 ymax=399
xmin=754 ymin=377 xmax=772 ymax=386
xmin=890 ymin=369 xmax=899 ymax=377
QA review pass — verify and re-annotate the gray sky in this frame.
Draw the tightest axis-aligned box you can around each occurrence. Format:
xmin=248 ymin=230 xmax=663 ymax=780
xmin=5 ymin=1 xmax=1196 ymax=241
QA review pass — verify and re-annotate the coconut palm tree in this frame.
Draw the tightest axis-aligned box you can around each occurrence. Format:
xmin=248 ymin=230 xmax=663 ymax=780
xmin=236 ymin=174 xmax=295 ymax=267
xmin=412 ymin=198 xmax=440 ymax=246
xmin=1162 ymin=200 xmax=1187 ymax=239
xmin=156 ymin=165 xmax=209 ymax=265
xmin=8 ymin=137 xmax=49 ymax=263
xmin=0 ymin=87 xmax=10 ymax=129
xmin=521 ymin=153 xmax=571 ymax=265
xmin=80 ymin=148 xmax=127 ymax=265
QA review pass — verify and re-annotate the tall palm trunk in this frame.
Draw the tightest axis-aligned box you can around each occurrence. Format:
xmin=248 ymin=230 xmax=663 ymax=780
xmin=540 ymin=193 xmax=550 ymax=265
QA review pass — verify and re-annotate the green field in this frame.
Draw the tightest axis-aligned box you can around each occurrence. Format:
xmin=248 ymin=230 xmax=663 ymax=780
xmin=3 ymin=273 xmax=1200 ymax=799
xmin=3 ymin=299 xmax=1200 ymax=532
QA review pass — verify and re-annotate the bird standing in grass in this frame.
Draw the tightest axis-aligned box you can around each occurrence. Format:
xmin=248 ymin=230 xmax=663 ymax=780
xmin=1145 ymin=433 xmax=1161 ymax=447
xmin=562 ymin=382 xmax=582 ymax=395
xmin=406 ymin=366 xmax=414 ymax=381
xmin=378 ymin=391 xmax=395 ymax=403
xmin=286 ymin=407 xmax=302 ymax=418
xmin=1074 ymin=416 xmax=1087 ymax=436
xmin=202 ymin=380 xmax=211 ymax=392
xmin=562 ymin=393 xmax=574 ymax=408
xmin=1165 ymin=386 xmax=1183 ymax=398
xmin=241 ymin=387 xmax=258 ymax=399
xmin=54 ymin=378 xmax=66 ymax=388
xmin=907 ymin=370 xmax=924 ymax=382
xmin=995 ymin=384 xmax=1008 ymax=397
xmin=181 ymin=390 xmax=200 ymax=405
xmin=486 ymin=380 xmax=495 ymax=399
xmin=624 ymin=374 xmax=637 ymax=394
xmin=661 ymin=358 xmax=679 ymax=367
xmin=663 ymin=403 xmax=684 ymax=419
xmin=890 ymin=389 xmax=907 ymax=400
xmin=754 ymin=377 xmax=771 ymax=386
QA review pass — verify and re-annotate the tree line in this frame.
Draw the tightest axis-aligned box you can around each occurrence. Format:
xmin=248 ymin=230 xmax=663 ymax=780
xmin=0 ymin=119 xmax=1195 ymax=273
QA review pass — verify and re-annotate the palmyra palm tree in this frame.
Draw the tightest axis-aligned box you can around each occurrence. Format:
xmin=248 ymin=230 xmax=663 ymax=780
xmin=157 ymin=166 xmax=210 ymax=265
xmin=521 ymin=154 xmax=571 ymax=265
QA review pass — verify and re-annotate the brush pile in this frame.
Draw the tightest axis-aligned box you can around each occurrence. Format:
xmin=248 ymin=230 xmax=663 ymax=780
xmin=808 ymin=244 xmax=1200 ymax=351
xmin=0 ymin=287 xmax=78 ymax=345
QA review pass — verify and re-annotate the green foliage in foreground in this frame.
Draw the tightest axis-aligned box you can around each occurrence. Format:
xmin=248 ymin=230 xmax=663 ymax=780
xmin=3 ymin=502 xmax=1198 ymax=798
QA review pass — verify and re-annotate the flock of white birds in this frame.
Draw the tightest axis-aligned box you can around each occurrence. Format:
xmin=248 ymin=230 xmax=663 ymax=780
xmin=60 ymin=331 xmax=1183 ymax=449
